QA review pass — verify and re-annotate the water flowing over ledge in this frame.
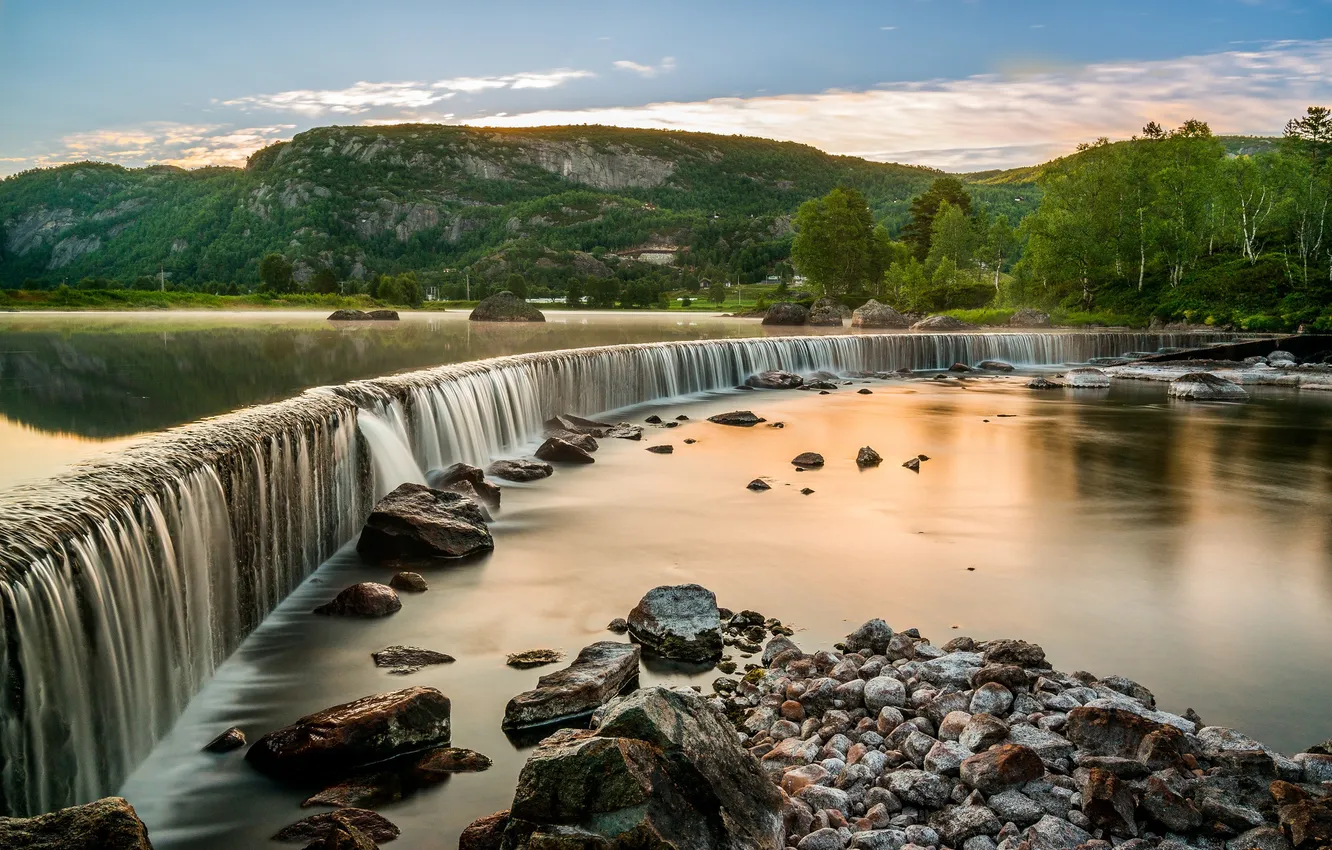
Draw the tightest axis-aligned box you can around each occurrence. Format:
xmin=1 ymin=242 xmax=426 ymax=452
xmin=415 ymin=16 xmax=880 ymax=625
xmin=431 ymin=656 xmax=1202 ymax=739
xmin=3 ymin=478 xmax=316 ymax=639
xmin=0 ymin=330 xmax=1234 ymax=816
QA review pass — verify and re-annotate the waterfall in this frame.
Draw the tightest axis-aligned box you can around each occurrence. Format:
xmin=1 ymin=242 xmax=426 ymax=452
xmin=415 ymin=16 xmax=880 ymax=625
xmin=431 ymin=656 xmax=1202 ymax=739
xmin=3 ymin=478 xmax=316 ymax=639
xmin=0 ymin=329 xmax=1233 ymax=816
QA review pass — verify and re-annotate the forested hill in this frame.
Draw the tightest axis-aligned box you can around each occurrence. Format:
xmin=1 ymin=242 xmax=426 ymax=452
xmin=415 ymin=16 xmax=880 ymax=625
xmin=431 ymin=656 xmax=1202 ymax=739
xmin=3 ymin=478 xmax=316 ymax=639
xmin=0 ymin=125 xmax=1034 ymax=290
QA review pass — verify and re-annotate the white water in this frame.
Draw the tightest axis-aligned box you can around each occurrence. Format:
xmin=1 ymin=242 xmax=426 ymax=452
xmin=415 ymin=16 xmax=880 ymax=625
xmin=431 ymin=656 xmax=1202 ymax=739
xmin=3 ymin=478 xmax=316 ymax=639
xmin=0 ymin=330 xmax=1234 ymax=816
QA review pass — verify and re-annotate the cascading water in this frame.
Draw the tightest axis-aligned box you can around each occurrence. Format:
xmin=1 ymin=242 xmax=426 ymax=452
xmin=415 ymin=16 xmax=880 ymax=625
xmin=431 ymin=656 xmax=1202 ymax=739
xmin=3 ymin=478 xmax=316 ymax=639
xmin=0 ymin=329 xmax=1235 ymax=816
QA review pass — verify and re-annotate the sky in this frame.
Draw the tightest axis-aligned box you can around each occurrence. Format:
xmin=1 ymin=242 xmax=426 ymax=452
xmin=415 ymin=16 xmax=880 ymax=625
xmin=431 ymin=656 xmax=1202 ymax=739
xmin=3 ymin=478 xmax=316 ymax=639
xmin=2 ymin=0 xmax=1331 ymax=176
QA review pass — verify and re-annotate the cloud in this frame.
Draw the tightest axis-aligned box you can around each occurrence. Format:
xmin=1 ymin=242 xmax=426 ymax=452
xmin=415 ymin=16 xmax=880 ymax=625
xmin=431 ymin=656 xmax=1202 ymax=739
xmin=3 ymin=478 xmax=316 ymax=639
xmin=613 ymin=57 xmax=677 ymax=78
xmin=223 ymin=69 xmax=594 ymax=116
xmin=462 ymin=39 xmax=1332 ymax=170
xmin=17 ymin=123 xmax=295 ymax=171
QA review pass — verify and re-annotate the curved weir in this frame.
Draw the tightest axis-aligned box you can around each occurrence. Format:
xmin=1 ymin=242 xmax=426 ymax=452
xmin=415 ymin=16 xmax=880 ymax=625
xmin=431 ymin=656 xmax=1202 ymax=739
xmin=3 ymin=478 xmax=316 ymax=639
xmin=0 ymin=330 xmax=1234 ymax=815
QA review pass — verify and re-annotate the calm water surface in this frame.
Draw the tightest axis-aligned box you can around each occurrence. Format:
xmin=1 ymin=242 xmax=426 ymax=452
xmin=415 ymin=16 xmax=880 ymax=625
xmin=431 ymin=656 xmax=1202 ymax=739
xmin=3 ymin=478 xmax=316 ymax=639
xmin=119 ymin=376 xmax=1332 ymax=849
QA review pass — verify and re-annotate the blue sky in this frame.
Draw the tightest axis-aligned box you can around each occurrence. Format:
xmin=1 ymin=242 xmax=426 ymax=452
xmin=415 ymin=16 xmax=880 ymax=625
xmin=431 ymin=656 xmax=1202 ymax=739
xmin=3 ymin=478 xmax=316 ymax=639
xmin=2 ymin=0 xmax=1331 ymax=174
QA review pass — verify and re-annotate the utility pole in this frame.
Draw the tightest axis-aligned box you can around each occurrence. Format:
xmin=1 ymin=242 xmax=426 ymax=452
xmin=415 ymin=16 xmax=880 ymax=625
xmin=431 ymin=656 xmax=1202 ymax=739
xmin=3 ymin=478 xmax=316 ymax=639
xmin=159 ymin=265 xmax=165 ymax=292
xmin=466 ymin=271 xmax=470 ymax=301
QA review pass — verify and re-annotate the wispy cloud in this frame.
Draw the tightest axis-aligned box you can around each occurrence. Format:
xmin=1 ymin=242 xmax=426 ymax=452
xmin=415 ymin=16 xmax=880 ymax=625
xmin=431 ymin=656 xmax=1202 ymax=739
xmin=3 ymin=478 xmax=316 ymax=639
xmin=612 ymin=57 xmax=677 ymax=78
xmin=222 ymin=69 xmax=594 ymax=116
xmin=464 ymin=39 xmax=1332 ymax=170
xmin=15 ymin=123 xmax=295 ymax=171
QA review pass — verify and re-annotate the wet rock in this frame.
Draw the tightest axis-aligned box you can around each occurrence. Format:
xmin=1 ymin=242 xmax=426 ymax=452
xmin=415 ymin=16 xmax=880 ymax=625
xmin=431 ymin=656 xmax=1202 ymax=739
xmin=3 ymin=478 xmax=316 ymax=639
xmin=647 ymin=444 xmax=674 ymax=454
xmin=902 ymin=457 xmax=921 ymax=472
xmin=372 ymin=645 xmax=455 ymax=674
xmin=645 ymin=415 xmax=663 ymax=424
xmin=913 ymin=315 xmax=977 ymax=331
xmin=1081 ymin=768 xmax=1137 ymax=835
xmin=458 ymin=811 xmax=509 ymax=850
xmin=793 ymin=452 xmax=825 ymax=467
xmin=534 ymin=436 xmax=594 ymax=464
xmin=960 ymin=744 xmax=1045 ymax=794
xmin=425 ymin=462 xmax=501 ymax=510
xmin=748 ymin=479 xmax=773 ymax=491
xmin=846 ymin=619 xmax=895 ymax=654
xmin=1009 ymin=308 xmax=1052 ymax=328
xmin=434 ymin=480 xmax=494 ymax=522
xmin=411 ymin=746 xmax=493 ymax=778
xmin=313 ymin=583 xmax=402 ymax=618
xmin=1062 ymin=367 xmax=1110 ymax=388
xmin=247 ymin=687 xmax=452 ymax=781
xmin=857 ymin=446 xmax=883 ymax=467
xmin=301 ymin=771 xmax=403 ymax=809
xmin=1064 ymin=706 xmax=1169 ymax=758
xmin=709 ymin=410 xmax=767 ymax=426
xmin=1141 ymin=775 xmax=1202 ymax=832
xmin=858 ymin=388 xmax=873 ymax=394
xmin=545 ymin=413 xmax=640 ymax=440
xmin=978 ymin=361 xmax=1016 ymax=372
xmin=628 ymin=584 xmax=724 ymax=662
xmin=366 ymin=310 xmax=399 ymax=321
xmin=1273 ymin=783 xmax=1332 ymax=848
xmin=764 ymin=302 xmax=810 ymax=326
xmin=272 ymin=810 xmax=400 ymax=844
xmin=506 ymin=649 xmax=565 ymax=669
xmin=204 ymin=726 xmax=246 ymax=753
xmin=301 ymin=818 xmax=378 ymax=849
xmin=949 ymin=363 xmax=974 ymax=373
xmin=486 ymin=459 xmax=553 ymax=483
xmin=547 ymin=430 xmax=598 ymax=452
xmin=328 ymin=309 xmax=371 ymax=321
xmin=748 ymin=370 xmax=806 ymax=390
xmin=505 ymin=686 xmax=783 ymax=849
xmin=501 ymin=642 xmax=640 ymax=730
xmin=852 ymin=299 xmax=911 ymax=329
xmin=356 ymin=483 xmax=493 ymax=561
xmin=1169 ymin=372 xmax=1249 ymax=401
xmin=0 ymin=796 xmax=153 ymax=850
xmin=469 ymin=291 xmax=545 ymax=322
xmin=1027 ymin=376 xmax=1058 ymax=390
xmin=388 ymin=571 xmax=428 ymax=593
xmin=606 ymin=618 xmax=629 ymax=633
xmin=983 ymin=638 xmax=1049 ymax=668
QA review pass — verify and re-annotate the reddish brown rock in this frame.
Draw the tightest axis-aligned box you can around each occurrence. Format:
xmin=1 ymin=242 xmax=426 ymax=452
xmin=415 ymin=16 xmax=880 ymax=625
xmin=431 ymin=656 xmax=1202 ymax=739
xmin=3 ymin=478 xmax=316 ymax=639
xmin=458 ymin=811 xmax=509 ymax=850
xmin=1065 ymin=706 xmax=1168 ymax=758
xmin=959 ymin=744 xmax=1045 ymax=794
xmin=0 ymin=797 xmax=152 ymax=850
xmin=1082 ymin=768 xmax=1137 ymax=836
xmin=312 ymin=583 xmax=402 ymax=618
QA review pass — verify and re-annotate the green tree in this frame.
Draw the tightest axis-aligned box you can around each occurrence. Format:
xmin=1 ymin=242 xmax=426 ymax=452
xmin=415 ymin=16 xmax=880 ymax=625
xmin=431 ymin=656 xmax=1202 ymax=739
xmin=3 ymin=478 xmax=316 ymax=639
xmin=883 ymin=257 xmax=928 ymax=310
xmin=926 ymin=201 xmax=976 ymax=272
xmin=980 ymin=215 xmax=1019 ymax=294
xmin=311 ymin=267 xmax=338 ymax=294
xmin=258 ymin=253 xmax=294 ymax=294
xmin=377 ymin=274 xmax=403 ymax=304
xmin=708 ymin=278 xmax=727 ymax=305
xmin=791 ymin=187 xmax=874 ymax=298
xmin=505 ymin=272 xmax=529 ymax=299
xmin=397 ymin=271 xmax=423 ymax=307
xmin=566 ymin=278 xmax=585 ymax=307
xmin=902 ymin=177 xmax=973 ymax=260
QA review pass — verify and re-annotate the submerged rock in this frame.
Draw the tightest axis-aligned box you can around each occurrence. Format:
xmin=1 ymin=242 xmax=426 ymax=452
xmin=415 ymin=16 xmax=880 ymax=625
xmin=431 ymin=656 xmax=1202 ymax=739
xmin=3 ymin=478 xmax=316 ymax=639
xmin=748 ymin=479 xmax=772 ymax=491
xmin=502 ymin=686 xmax=782 ymax=850
xmin=709 ymin=410 xmax=766 ymax=426
xmin=0 ymin=797 xmax=152 ymax=850
xmin=978 ymin=360 xmax=1016 ymax=372
xmin=646 ymin=444 xmax=674 ymax=454
xmin=544 ymin=414 xmax=643 ymax=441
xmin=272 ymin=809 xmax=400 ymax=844
xmin=857 ymin=446 xmax=883 ymax=467
xmin=313 ymin=582 xmax=402 ymax=618
xmin=913 ymin=315 xmax=977 ymax=331
xmin=411 ymin=746 xmax=493 ymax=777
xmin=356 ymin=483 xmax=493 ymax=561
xmin=792 ymin=451 xmax=825 ymax=467
xmin=1062 ymin=367 xmax=1110 ymax=388
xmin=763 ymin=302 xmax=810 ymax=326
xmin=372 ymin=645 xmax=455 ymax=672
xmin=247 ymin=687 xmax=452 ymax=781
xmin=747 ymin=370 xmax=805 ymax=390
xmin=506 ymin=649 xmax=565 ymax=669
xmin=486 ymin=458 xmax=553 ymax=482
xmin=1168 ymin=372 xmax=1249 ymax=401
xmin=502 ymin=642 xmax=641 ymax=730
xmin=1027 ymin=376 xmax=1058 ymax=389
xmin=328 ymin=309 xmax=370 ymax=321
xmin=852 ymin=299 xmax=911 ymax=329
xmin=366 ymin=310 xmax=399 ymax=321
xmin=534 ymin=436 xmax=594 ymax=464
xmin=903 ymin=457 xmax=921 ymax=472
xmin=388 ymin=571 xmax=428 ymax=593
xmin=203 ymin=726 xmax=247 ymax=753
xmin=425 ymin=462 xmax=501 ymax=510
xmin=1009 ymin=308 xmax=1052 ymax=328
xmin=628 ymin=584 xmax=724 ymax=662
xmin=469 ymin=291 xmax=545 ymax=322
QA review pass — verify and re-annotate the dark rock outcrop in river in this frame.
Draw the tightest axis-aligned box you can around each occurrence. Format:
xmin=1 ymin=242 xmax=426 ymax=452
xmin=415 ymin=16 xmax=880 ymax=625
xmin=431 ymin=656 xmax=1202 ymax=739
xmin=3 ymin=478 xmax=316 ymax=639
xmin=852 ymin=299 xmax=911 ymax=329
xmin=388 ymin=571 xmax=428 ymax=592
xmin=647 ymin=444 xmax=674 ymax=454
xmin=1063 ymin=366 xmax=1111 ymax=388
xmin=425 ymin=462 xmax=501 ymax=510
xmin=486 ymin=459 xmax=553 ymax=482
xmin=247 ymin=686 xmax=452 ymax=782
xmin=372 ymin=645 xmax=455 ymax=674
xmin=809 ymin=297 xmax=849 ymax=327
xmin=857 ymin=446 xmax=883 ymax=467
xmin=545 ymin=413 xmax=643 ymax=441
xmin=792 ymin=452 xmax=825 ymax=467
xmin=203 ymin=726 xmax=246 ymax=753
xmin=747 ymin=370 xmax=805 ymax=390
xmin=979 ymin=360 xmax=1016 ymax=372
xmin=356 ymin=483 xmax=494 ymax=561
xmin=273 ymin=809 xmax=399 ymax=844
xmin=501 ymin=642 xmax=641 ymax=730
xmin=327 ymin=309 xmax=400 ymax=321
xmin=709 ymin=410 xmax=766 ymax=426
xmin=506 ymin=649 xmax=565 ymax=669
xmin=763 ymin=302 xmax=810 ymax=326
xmin=313 ymin=582 xmax=402 ymax=618
xmin=468 ymin=291 xmax=545 ymax=322
xmin=534 ymin=436 xmax=595 ymax=464
xmin=482 ymin=686 xmax=783 ymax=849
xmin=0 ymin=796 xmax=153 ymax=850
xmin=628 ymin=584 xmax=724 ymax=662
xmin=913 ymin=314 xmax=977 ymax=331
xmin=1167 ymin=372 xmax=1249 ymax=401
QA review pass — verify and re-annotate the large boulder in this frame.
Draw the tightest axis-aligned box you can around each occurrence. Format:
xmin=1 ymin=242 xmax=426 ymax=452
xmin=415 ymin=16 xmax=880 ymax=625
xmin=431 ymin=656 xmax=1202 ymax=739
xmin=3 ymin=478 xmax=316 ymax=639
xmin=1168 ymin=372 xmax=1249 ymax=401
xmin=486 ymin=459 xmax=553 ymax=482
xmin=912 ymin=315 xmax=977 ymax=331
xmin=356 ymin=483 xmax=493 ymax=561
xmin=313 ymin=582 xmax=402 ymax=618
xmin=328 ymin=309 xmax=370 ymax=321
xmin=808 ymin=298 xmax=847 ymax=327
xmin=746 ymin=370 xmax=805 ymax=390
xmin=959 ymin=744 xmax=1045 ymax=793
xmin=1062 ymin=367 xmax=1110 ymax=388
xmin=763 ymin=303 xmax=810 ymax=326
xmin=534 ymin=436 xmax=595 ymax=464
xmin=628 ymin=584 xmax=724 ymax=662
xmin=502 ymin=687 xmax=783 ymax=850
xmin=1065 ymin=706 xmax=1169 ymax=758
xmin=425 ymin=462 xmax=502 ymax=509
xmin=708 ymin=410 xmax=766 ymax=426
xmin=502 ymin=642 xmax=641 ymax=730
xmin=1009 ymin=308 xmax=1052 ymax=328
xmin=366 ymin=310 xmax=399 ymax=321
xmin=544 ymin=414 xmax=643 ymax=441
xmin=0 ymin=797 xmax=152 ymax=850
xmin=851 ymin=299 xmax=911 ymax=329
xmin=469 ymin=291 xmax=545 ymax=322
xmin=246 ymin=687 xmax=452 ymax=781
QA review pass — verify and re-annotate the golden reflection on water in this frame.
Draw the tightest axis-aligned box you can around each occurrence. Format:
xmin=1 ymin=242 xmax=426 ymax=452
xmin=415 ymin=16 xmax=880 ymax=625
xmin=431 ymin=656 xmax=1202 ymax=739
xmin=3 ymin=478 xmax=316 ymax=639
xmin=0 ymin=415 xmax=142 ymax=489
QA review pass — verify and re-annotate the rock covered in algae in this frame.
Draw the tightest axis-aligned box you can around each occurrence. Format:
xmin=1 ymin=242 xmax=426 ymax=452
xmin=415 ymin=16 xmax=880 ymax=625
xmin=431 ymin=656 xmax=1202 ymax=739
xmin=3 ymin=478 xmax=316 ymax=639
xmin=627 ymin=584 xmax=724 ymax=662
xmin=502 ymin=642 xmax=640 ymax=730
xmin=356 ymin=483 xmax=493 ymax=561
xmin=1168 ymin=371 xmax=1249 ymax=400
xmin=469 ymin=291 xmax=545 ymax=323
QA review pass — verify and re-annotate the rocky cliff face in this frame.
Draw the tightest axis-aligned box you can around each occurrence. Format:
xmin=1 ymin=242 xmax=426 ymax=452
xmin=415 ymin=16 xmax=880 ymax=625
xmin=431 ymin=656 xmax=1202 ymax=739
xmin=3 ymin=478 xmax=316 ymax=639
xmin=517 ymin=140 xmax=675 ymax=190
